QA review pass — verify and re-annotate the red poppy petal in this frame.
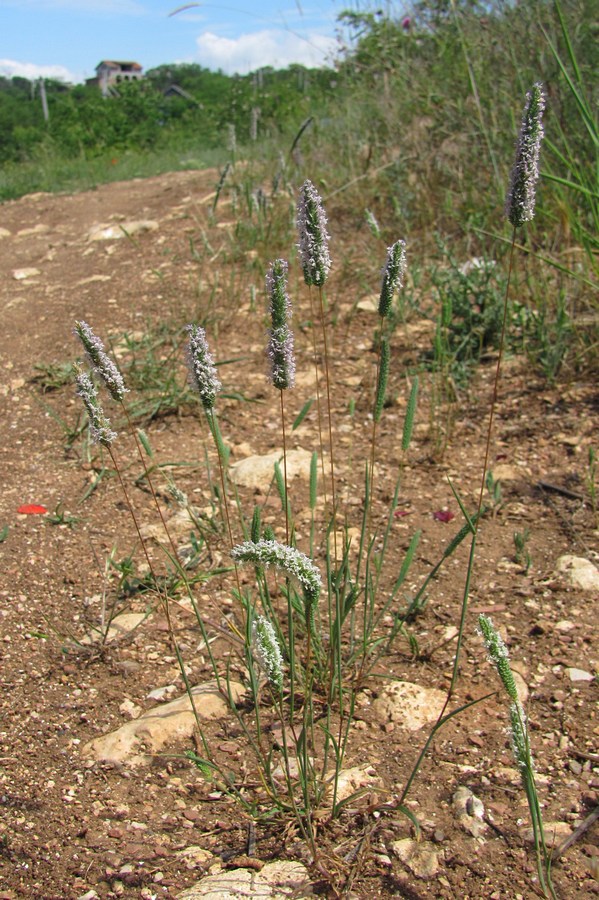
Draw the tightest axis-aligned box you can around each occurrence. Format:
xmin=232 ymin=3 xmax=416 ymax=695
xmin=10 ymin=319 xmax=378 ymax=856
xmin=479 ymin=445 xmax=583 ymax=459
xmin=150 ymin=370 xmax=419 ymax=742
xmin=393 ymin=509 xmax=412 ymax=518
xmin=433 ymin=509 xmax=455 ymax=523
xmin=17 ymin=504 xmax=48 ymax=515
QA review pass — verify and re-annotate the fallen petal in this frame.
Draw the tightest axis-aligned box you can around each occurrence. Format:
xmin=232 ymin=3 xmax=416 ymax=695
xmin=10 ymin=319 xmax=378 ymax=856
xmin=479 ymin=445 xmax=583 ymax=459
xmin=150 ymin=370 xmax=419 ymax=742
xmin=433 ymin=509 xmax=455 ymax=523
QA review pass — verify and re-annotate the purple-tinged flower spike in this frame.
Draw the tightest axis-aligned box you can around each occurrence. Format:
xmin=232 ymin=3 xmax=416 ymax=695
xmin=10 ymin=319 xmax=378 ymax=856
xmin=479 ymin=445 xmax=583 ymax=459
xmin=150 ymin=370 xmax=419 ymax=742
xmin=505 ymin=83 xmax=545 ymax=229
xmin=186 ymin=324 xmax=222 ymax=411
xmin=74 ymin=364 xmax=117 ymax=447
xmin=379 ymin=240 xmax=407 ymax=318
xmin=297 ymin=179 xmax=331 ymax=287
xmin=266 ymin=259 xmax=295 ymax=390
xmin=74 ymin=320 xmax=127 ymax=402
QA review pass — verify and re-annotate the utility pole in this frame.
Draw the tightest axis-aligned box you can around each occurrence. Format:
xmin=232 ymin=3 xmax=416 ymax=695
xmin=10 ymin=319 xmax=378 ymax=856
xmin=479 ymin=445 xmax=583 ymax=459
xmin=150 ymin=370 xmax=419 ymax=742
xmin=39 ymin=77 xmax=49 ymax=122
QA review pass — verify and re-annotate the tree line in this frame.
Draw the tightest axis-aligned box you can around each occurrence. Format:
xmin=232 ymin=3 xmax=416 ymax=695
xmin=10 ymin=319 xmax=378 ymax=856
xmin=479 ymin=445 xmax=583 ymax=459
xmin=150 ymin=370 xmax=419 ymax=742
xmin=0 ymin=63 xmax=337 ymax=164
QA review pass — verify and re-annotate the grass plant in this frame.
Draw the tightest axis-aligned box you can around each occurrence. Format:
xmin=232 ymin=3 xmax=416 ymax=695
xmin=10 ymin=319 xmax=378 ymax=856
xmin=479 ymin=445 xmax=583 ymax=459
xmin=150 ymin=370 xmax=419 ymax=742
xmin=478 ymin=614 xmax=557 ymax=899
xmin=65 ymin=71 xmax=569 ymax=895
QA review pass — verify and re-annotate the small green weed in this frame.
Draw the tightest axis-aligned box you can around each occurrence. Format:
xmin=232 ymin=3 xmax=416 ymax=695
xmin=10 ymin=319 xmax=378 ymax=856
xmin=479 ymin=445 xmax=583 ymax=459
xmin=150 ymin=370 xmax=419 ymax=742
xmin=46 ymin=502 xmax=79 ymax=528
xmin=513 ymin=528 xmax=532 ymax=573
xmin=420 ymin=241 xmax=510 ymax=386
xmin=31 ymin=361 xmax=74 ymax=392
xmin=525 ymin=292 xmax=572 ymax=380
xmin=486 ymin=470 xmax=504 ymax=514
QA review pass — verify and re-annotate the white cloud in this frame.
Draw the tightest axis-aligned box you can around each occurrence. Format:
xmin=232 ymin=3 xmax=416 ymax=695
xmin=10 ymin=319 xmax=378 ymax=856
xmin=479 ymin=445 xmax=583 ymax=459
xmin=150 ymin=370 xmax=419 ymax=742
xmin=4 ymin=0 xmax=144 ymax=12
xmin=195 ymin=29 xmax=338 ymax=75
xmin=0 ymin=59 xmax=79 ymax=83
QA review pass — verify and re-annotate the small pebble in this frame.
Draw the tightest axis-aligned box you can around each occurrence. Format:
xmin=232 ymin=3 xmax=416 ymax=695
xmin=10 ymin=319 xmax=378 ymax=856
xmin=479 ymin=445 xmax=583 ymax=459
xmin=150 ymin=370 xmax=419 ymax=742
xmin=567 ymin=667 xmax=594 ymax=682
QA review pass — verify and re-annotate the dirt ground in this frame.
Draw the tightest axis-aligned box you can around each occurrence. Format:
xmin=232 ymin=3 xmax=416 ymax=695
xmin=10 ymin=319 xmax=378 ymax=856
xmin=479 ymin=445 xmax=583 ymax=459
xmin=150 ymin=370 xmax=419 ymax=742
xmin=0 ymin=168 xmax=597 ymax=900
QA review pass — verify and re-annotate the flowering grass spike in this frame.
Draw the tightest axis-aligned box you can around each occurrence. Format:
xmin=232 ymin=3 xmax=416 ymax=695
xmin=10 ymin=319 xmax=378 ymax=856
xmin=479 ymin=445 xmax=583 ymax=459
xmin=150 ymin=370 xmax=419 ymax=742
xmin=231 ymin=539 xmax=321 ymax=608
xmin=252 ymin=616 xmax=284 ymax=694
xmin=478 ymin=615 xmax=531 ymax=770
xmin=297 ymin=180 xmax=331 ymax=287
xmin=266 ymin=259 xmax=295 ymax=390
xmin=477 ymin=614 xmax=519 ymax=702
xmin=74 ymin=320 xmax=127 ymax=402
xmin=74 ymin=364 xmax=117 ymax=447
xmin=505 ymin=83 xmax=545 ymax=228
xmin=509 ymin=702 xmax=530 ymax=772
xmin=186 ymin=324 xmax=222 ymax=411
xmin=379 ymin=240 xmax=407 ymax=318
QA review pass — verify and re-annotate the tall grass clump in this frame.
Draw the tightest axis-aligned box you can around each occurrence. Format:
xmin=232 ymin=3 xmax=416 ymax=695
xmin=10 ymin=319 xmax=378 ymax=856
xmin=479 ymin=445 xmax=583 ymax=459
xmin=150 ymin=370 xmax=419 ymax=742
xmin=68 ymin=75 xmax=567 ymax=895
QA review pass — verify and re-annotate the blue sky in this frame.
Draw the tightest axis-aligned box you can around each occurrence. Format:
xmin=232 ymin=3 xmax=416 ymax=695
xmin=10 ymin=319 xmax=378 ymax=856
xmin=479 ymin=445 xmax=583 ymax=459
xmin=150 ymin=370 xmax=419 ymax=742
xmin=0 ymin=0 xmax=346 ymax=83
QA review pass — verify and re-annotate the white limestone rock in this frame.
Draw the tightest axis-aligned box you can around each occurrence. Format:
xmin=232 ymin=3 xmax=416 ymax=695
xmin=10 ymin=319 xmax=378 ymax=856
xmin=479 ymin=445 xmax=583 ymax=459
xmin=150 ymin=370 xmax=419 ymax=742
xmin=80 ymin=612 xmax=148 ymax=645
xmin=391 ymin=839 xmax=442 ymax=878
xmin=88 ymin=220 xmax=158 ymax=241
xmin=372 ymin=681 xmax=446 ymax=731
xmin=556 ymin=555 xmax=599 ymax=591
xmin=230 ymin=449 xmax=312 ymax=491
xmin=176 ymin=860 xmax=311 ymax=899
xmin=83 ymin=680 xmax=244 ymax=766
xmin=12 ymin=267 xmax=41 ymax=280
xmin=452 ymin=785 xmax=488 ymax=838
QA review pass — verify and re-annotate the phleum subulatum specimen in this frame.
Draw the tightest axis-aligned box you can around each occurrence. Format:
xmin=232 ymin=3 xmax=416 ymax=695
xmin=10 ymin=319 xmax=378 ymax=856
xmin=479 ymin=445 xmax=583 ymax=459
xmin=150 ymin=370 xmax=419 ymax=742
xmin=68 ymin=89 xmax=555 ymax=886
xmin=296 ymin=178 xmax=340 ymax=577
xmin=478 ymin=615 xmax=556 ymax=899
xmin=505 ymin=83 xmax=545 ymax=229
xmin=266 ymin=258 xmax=295 ymax=542
xmin=297 ymin=179 xmax=332 ymax=288
xmin=451 ymin=82 xmax=546 ymax=701
xmin=74 ymin=320 xmax=128 ymax=402
xmin=186 ymin=321 xmax=244 ymax=604
xmin=74 ymin=320 xmax=183 ymax=568
xmin=186 ymin=323 xmax=222 ymax=411
xmin=74 ymin=364 xmax=117 ymax=447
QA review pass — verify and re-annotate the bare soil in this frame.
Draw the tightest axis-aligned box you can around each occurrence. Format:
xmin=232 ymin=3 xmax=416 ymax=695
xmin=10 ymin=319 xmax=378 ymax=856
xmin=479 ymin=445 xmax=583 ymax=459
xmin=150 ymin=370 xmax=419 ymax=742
xmin=0 ymin=169 xmax=597 ymax=899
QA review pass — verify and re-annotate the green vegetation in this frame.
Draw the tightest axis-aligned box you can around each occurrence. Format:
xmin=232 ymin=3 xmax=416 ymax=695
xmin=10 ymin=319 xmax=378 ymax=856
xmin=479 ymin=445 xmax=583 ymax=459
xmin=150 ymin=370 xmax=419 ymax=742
xmin=1 ymin=0 xmax=596 ymax=297
xmin=26 ymin=3 xmax=595 ymax=893
xmin=0 ymin=62 xmax=336 ymax=198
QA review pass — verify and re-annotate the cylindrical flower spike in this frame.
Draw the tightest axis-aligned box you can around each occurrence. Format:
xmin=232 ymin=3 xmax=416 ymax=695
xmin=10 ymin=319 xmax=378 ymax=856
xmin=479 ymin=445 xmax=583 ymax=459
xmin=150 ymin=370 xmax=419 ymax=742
xmin=477 ymin=614 xmax=520 ymax=703
xmin=266 ymin=259 xmax=295 ymax=390
xmin=509 ymin=702 xmax=530 ymax=772
xmin=379 ymin=240 xmax=407 ymax=318
xmin=296 ymin=179 xmax=331 ymax=287
xmin=365 ymin=209 xmax=381 ymax=239
xmin=74 ymin=320 xmax=127 ymax=402
xmin=186 ymin=324 xmax=222 ymax=411
xmin=505 ymin=83 xmax=546 ymax=229
xmin=252 ymin=615 xmax=284 ymax=694
xmin=231 ymin=539 xmax=321 ymax=608
xmin=374 ymin=337 xmax=390 ymax=424
xmin=74 ymin=364 xmax=117 ymax=447
xmin=479 ymin=615 xmax=533 ymax=776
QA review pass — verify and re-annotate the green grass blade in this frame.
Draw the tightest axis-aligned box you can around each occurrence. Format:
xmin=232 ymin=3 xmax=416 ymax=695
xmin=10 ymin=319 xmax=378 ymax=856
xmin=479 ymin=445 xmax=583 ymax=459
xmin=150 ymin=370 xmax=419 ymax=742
xmin=401 ymin=376 xmax=419 ymax=452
